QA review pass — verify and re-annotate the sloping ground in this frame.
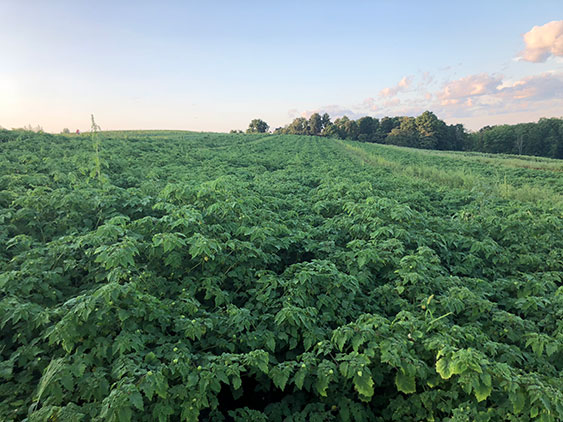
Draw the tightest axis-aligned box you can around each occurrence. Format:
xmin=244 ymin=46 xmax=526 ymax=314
xmin=1 ymin=132 xmax=562 ymax=421
xmin=341 ymin=140 xmax=563 ymax=197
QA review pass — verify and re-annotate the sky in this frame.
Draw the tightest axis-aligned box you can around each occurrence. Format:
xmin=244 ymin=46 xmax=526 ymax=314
xmin=1 ymin=0 xmax=562 ymax=133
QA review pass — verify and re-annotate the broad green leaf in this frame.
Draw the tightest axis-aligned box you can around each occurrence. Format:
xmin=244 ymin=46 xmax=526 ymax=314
xmin=353 ymin=370 xmax=374 ymax=400
xmin=293 ymin=367 xmax=307 ymax=390
xmin=510 ymin=390 xmax=526 ymax=414
xmin=60 ymin=372 xmax=74 ymax=391
xmin=473 ymin=381 xmax=492 ymax=402
xmin=436 ymin=357 xmax=454 ymax=380
xmin=315 ymin=373 xmax=330 ymax=397
xmin=395 ymin=370 xmax=416 ymax=394
xmin=130 ymin=391 xmax=144 ymax=411
xmin=231 ymin=375 xmax=242 ymax=390
xmin=118 ymin=406 xmax=132 ymax=422
xmin=271 ymin=366 xmax=291 ymax=391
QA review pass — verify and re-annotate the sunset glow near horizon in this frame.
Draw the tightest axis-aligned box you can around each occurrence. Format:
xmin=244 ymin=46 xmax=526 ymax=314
xmin=1 ymin=0 xmax=562 ymax=133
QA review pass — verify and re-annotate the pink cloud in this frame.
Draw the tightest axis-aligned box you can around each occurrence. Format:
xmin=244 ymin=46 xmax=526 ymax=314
xmin=383 ymin=98 xmax=401 ymax=107
xmin=438 ymin=73 xmax=502 ymax=104
xmin=362 ymin=97 xmax=379 ymax=111
xmin=520 ymin=20 xmax=563 ymax=62
xmin=293 ymin=71 xmax=563 ymax=128
xmin=379 ymin=76 xmax=412 ymax=98
xmin=498 ymin=72 xmax=563 ymax=101
xmin=434 ymin=71 xmax=563 ymax=119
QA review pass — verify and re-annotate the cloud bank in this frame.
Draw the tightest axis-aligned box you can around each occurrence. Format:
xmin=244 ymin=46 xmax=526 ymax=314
xmin=290 ymin=71 xmax=563 ymax=129
xmin=290 ymin=21 xmax=563 ymax=130
xmin=434 ymin=71 xmax=563 ymax=117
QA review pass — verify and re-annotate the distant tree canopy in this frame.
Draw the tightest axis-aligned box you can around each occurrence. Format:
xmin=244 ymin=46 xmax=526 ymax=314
xmin=246 ymin=119 xmax=269 ymax=134
xmin=273 ymin=111 xmax=470 ymax=152
xmin=272 ymin=112 xmax=332 ymax=136
xmin=266 ymin=112 xmax=563 ymax=159
xmin=468 ymin=118 xmax=563 ymax=159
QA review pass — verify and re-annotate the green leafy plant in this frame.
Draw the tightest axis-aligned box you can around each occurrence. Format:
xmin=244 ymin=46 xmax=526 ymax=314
xmin=0 ymin=130 xmax=561 ymax=421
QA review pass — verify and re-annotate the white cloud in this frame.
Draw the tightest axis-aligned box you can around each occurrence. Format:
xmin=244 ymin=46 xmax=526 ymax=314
xmin=519 ymin=20 xmax=563 ymax=62
xmin=291 ymin=70 xmax=563 ymax=129
xmin=383 ymin=98 xmax=400 ymax=107
xmin=362 ymin=97 xmax=378 ymax=111
xmin=434 ymin=71 xmax=563 ymax=120
xmin=379 ymin=76 xmax=412 ymax=98
xmin=437 ymin=73 xmax=503 ymax=105
xmin=494 ymin=72 xmax=563 ymax=108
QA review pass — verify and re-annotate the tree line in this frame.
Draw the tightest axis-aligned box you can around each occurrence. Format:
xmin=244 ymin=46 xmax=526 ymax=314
xmin=242 ymin=113 xmax=563 ymax=159
xmin=468 ymin=118 xmax=563 ymax=159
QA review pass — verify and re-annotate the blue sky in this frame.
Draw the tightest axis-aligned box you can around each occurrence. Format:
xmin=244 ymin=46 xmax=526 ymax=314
xmin=1 ymin=0 xmax=562 ymax=132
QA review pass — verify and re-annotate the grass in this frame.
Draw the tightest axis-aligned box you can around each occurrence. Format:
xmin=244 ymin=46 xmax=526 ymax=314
xmin=338 ymin=139 xmax=563 ymax=207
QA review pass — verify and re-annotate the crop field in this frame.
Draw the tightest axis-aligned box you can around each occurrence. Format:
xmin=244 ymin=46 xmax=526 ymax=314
xmin=1 ymin=131 xmax=562 ymax=421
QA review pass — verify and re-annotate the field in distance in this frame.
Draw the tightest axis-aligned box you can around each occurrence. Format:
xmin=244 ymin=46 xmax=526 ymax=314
xmin=1 ymin=130 xmax=562 ymax=421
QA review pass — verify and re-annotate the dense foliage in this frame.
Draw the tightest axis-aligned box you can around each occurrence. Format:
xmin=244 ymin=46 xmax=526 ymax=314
xmin=1 ymin=130 xmax=562 ymax=421
xmin=246 ymin=119 xmax=270 ymax=134
xmin=273 ymin=112 xmax=466 ymax=151
xmin=468 ymin=118 xmax=563 ymax=159
xmin=268 ymin=113 xmax=563 ymax=159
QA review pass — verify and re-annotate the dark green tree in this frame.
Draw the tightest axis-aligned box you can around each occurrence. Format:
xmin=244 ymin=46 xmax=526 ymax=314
xmin=321 ymin=113 xmax=331 ymax=130
xmin=386 ymin=117 xmax=418 ymax=147
xmin=415 ymin=111 xmax=446 ymax=149
xmin=247 ymin=119 xmax=270 ymax=133
xmin=321 ymin=124 xmax=340 ymax=138
xmin=357 ymin=116 xmax=379 ymax=142
xmin=334 ymin=116 xmax=359 ymax=140
xmin=376 ymin=116 xmax=401 ymax=142
xmin=446 ymin=124 xmax=467 ymax=151
xmin=286 ymin=117 xmax=308 ymax=135
xmin=308 ymin=113 xmax=323 ymax=136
